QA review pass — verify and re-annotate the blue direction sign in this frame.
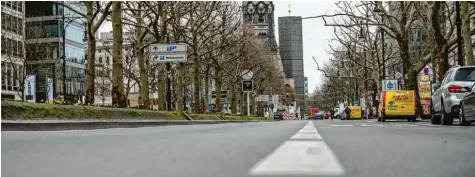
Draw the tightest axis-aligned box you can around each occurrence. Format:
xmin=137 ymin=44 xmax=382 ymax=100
xmin=354 ymin=99 xmax=359 ymax=105
xmin=186 ymin=100 xmax=191 ymax=106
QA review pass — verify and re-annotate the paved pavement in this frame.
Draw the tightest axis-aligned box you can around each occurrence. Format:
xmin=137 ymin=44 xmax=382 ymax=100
xmin=2 ymin=119 xmax=475 ymax=177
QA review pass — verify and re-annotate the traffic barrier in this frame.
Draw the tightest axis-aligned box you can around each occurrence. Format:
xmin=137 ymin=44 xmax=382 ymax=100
xmin=283 ymin=113 xmax=295 ymax=120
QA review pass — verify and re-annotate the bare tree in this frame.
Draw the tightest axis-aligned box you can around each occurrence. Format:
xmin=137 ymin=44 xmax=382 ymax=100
xmin=59 ymin=1 xmax=113 ymax=105
xmin=461 ymin=1 xmax=474 ymax=65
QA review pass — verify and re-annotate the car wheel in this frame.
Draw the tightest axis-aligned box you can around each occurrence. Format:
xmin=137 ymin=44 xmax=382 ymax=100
xmin=431 ymin=102 xmax=441 ymax=125
xmin=441 ymin=103 xmax=453 ymax=125
xmin=336 ymin=115 xmax=341 ymax=120
xmin=411 ymin=116 xmax=417 ymax=122
xmin=459 ymin=103 xmax=471 ymax=126
xmin=407 ymin=117 xmax=411 ymax=122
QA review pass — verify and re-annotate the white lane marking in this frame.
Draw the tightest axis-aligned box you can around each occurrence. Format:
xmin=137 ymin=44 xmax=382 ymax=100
xmin=391 ymin=124 xmax=418 ymax=127
xmin=290 ymin=133 xmax=322 ymax=140
xmin=361 ymin=124 xmax=385 ymax=127
xmin=330 ymin=124 xmax=354 ymax=127
xmin=249 ymin=141 xmax=345 ymax=176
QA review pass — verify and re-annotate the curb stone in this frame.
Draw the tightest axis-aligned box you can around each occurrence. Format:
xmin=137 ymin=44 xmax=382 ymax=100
xmin=1 ymin=120 xmax=266 ymax=131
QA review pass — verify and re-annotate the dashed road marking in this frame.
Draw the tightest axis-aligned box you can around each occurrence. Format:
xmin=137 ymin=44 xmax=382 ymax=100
xmin=330 ymin=124 xmax=354 ymax=127
xmin=249 ymin=121 xmax=345 ymax=176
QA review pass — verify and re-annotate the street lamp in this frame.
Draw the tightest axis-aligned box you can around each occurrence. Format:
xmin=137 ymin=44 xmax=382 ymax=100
xmin=358 ymin=20 xmax=367 ymax=91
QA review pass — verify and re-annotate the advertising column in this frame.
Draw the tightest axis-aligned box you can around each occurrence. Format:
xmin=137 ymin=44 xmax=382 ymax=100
xmin=418 ymin=70 xmax=432 ymax=119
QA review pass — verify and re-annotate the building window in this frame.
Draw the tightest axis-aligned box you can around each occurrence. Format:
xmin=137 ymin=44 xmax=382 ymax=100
xmin=18 ymin=41 xmax=23 ymax=57
xmin=98 ymin=49 xmax=101 ymax=53
xmin=1 ymin=12 xmax=5 ymax=30
xmin=18 ymin=1 xmax=22 ymax=12
xmin=11 ymin=1 xmax=17 ymax=10
xmin=1 ymin=37 xmax=5 ymax=54
xmin=18 ymin=18 xmax=23 ymax=33
xmin=13 ymin=40 xmax=18 ymax=57
xmin=106 ymin=56 xmax=110 ymax=65
xmin=5 ymin=14 xmax=11 ymax=32
xmin=98 ymin=57 xmax=103 ymax=63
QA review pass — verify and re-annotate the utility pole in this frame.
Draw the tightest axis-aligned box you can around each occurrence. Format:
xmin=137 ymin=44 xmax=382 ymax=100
xmin=455 ymin=1 xmax=464 ymax=66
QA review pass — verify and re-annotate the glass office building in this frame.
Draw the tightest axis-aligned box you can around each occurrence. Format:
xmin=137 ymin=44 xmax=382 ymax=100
xmin=25 ymin=1 xmax=85 ymax=103
xmin=278 ymin=16 xmax=305 ymax=114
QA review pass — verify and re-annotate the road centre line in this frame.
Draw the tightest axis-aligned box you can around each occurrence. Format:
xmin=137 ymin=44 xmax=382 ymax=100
xmin=249 ymin=121 xmax=345 ymax=176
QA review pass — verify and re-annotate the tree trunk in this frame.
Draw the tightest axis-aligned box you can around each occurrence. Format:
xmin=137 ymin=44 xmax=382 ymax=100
xmin=157 ymin=64 xmax=166 ymax=110
xmin=231 ymin=82 xmax=237 ymax=114
xmin=84 ymin=5 xmax=96 ymax=105
xmin=204 ymin=66 xmax=209 ymax=112
xmin=176 ymin=64 xmax=184 ymax=113
xmin=136 ymin=7 xmax=150 ymax=109
xmin=85 ymin=35 xmax=96 ymax=105
xmin=461 ymin=1 xmax=474 ymax=65
xmin=241 ymin=91 xmax=245 ymax=115
xmin=397 ymin=37 xmax=416 ymax=90
xmin=193 ymin=51 xmax=200 ymax=113
xmin=111 ymin=1 xmax=126 ymax=107
xmin=428 ymin=1 xmax=449 ymax=83
xmin=215 ymin=66 xmax=222 ymax=113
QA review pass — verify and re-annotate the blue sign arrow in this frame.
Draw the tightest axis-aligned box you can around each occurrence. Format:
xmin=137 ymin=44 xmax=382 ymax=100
xmin=159 ymin=56 xmax=165 ymax=60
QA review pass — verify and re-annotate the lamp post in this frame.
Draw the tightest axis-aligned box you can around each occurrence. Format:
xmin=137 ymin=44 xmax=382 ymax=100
xmin=358 ymin=20 xmax=367 ymax=91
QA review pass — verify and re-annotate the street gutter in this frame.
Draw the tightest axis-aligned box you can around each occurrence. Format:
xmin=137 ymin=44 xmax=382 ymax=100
xmin=1 ymin=120 xmax=269 ymax=131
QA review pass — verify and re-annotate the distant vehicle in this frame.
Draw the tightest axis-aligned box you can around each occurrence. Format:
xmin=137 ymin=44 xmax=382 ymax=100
xmin=333 ymin=103 xmax=345 ymax=119
xmin=323 ymin=112 xmax=329 ymax=119
xmin=348 ymin=106 xmax=362 ymax=119
xmin=378 ymin=90 xmax=417 ymax=122
xmin=314 ymin=112 xmax=324 ymax=119
xmin=273 ymin=111 xmax=284 ymax=120
xmin=459 ymin=83 xmax=475 ymax=126
xmin=431 ymin=66 xmax=475 ymax=125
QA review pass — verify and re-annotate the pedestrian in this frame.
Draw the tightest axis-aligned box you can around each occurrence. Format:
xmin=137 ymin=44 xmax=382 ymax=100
xmin=345 ymin=106 xmax=351 ymax=120
xmin=330 ymin=109 xmax=335 ymax=120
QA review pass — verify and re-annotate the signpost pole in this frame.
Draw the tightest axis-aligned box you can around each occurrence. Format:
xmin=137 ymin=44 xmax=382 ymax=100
xmin=247 ymin=92 xmax=250 ymax=117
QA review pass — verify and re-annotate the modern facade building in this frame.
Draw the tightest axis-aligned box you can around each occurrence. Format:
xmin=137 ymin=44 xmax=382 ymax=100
xmin=278 ymin=16 xmax=305 ymax=114
xmin=1 ymin=1 xmax=26 ymax=100
xmin=24 ymin=1 xmax=86 ymax=103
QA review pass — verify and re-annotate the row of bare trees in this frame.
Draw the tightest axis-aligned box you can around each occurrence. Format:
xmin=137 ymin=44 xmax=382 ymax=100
xmin=58 ymin=1 xmax=284 ymax=113
xmin=310 ymin=1 xmax=475 ymax=110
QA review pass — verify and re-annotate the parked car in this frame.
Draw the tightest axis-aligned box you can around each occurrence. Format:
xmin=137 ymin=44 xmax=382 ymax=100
xmin=459 ymin=83 xmax=475 ymax=126
xmin=314 ymin=112 xmax=324 ymax=119
xmin=273 ymin=111 xmax=283 ymax=120
xmin=431 ymin=66 xmax=475 ymax=125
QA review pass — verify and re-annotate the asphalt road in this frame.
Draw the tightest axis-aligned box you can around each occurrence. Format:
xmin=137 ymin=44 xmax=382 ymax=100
xmin=2 ymin=119 xmax=475 ymax=177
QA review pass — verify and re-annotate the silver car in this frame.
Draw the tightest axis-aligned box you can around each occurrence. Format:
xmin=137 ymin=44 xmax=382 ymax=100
xmin=431 ymin=66 xmax=475 ymax=125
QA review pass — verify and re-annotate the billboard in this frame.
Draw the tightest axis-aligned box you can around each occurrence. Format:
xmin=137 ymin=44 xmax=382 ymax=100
xmin=24 ymin=75 xmax=36 ymax=103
